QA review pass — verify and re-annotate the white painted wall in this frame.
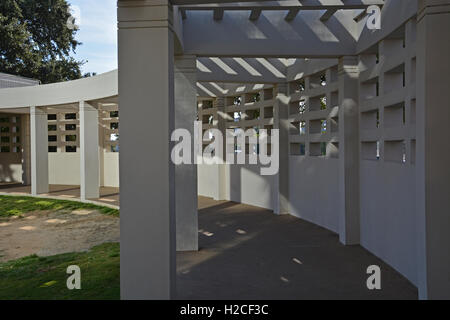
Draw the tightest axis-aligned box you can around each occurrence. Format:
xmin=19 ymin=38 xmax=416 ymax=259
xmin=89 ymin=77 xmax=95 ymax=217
xmin=48 ymin=153 xmax=80 ymax=185
xmin=47 ymin=151 xmax=120 ymax=187
xmin=226 ymin=164 xmax=275 ymax=210
xmin=103 ymin=152 xmax=119 ymax=187
xmin=289 ymin=156 xmax=340 ymax=233
xmin=360 ymin=160 xmax=417 ymax=286
xmin=197 ymin=163 xmax=220 ymax=200
xmin=0 ymin=153 xmax=22 ymax=183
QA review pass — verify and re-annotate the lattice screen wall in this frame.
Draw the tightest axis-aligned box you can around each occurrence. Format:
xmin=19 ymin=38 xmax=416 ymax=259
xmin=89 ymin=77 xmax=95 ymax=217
xmin=197 ymin=86 xmax=276 ymax=156
xmin=99 ymin=104 xmax=119 ymax=153
xmin=45 ymin=105 xmax=120 ymax=153
xmin=358 ymin=20 xmax=417 ymax=165
xmin=288 ymin=66 xmax=340 ymax=158
xmin=47 ymin=111 xmax=80 ymax=153
xmin=0 ymin=114 xmax=22 ymax=153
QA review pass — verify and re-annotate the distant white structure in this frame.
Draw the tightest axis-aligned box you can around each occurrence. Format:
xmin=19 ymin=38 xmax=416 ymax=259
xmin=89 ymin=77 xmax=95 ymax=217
xmin=0 ymin=0 xmax=449 ymax=300
xmin=0 ymin=73 xmax=39 ymax=89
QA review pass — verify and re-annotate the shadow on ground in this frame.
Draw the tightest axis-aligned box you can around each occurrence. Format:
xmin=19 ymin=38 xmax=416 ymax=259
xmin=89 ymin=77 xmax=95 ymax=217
xmin=177 ymin=197 xmax=418 ymax=300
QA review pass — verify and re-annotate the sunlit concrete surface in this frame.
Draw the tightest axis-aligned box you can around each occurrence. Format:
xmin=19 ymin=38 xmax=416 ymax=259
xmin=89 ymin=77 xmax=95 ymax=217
xmin=0 ymin=183 xmax=119 ymax=207
xmin=176 ymin=197 xmax=417 ymax=300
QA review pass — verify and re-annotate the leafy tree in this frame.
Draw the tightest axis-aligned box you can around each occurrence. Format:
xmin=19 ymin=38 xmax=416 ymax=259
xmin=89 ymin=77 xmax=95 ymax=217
xmin=0 ymin=0 xmax=85 ymax=84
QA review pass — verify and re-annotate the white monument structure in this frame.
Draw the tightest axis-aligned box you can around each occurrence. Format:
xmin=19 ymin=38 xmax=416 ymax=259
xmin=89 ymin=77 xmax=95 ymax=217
xmin=0 ymin=0 xmax=449 ymax=300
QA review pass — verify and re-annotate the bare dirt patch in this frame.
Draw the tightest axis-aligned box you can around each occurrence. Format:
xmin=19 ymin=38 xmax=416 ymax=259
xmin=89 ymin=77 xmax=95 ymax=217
xmin=0 ymin=209 xmax=119 ymax=262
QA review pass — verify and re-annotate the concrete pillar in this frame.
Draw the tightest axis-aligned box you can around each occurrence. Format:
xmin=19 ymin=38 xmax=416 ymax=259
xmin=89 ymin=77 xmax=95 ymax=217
xmin=416 ymin=0 xmax=450 ymax=300
xmin=273 ymin=84 xmax=290 ymax=215
xmin=118 ymin=0 xmax=175 ymax=300
xmin=30 ymin=106 xmax=48 ymax=195
xmin=215 ymin=96 xmax=228 ymax=201
xmin=21 ymin=114 xmax=31 ymax=185
xmin=174 ymin=55 xmax=198 ymax=252
xmin=338 ymin=56 xmax=360 ymax=245
xmin=79 ymin=101 xmax=100 ymax=200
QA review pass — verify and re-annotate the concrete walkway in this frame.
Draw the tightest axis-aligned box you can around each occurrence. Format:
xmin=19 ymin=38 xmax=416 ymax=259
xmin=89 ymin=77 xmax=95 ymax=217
xmin=0 ymin=184 xmax=417 ymax=299
xmin=177 ymin=197 xmax=418 ymax=300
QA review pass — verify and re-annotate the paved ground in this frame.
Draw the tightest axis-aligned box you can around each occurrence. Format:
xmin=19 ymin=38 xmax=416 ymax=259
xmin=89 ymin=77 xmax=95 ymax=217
xmin=177 ymin=197 xmax=418 ymax=300
xmin=0 ymin=184 xmax=418 ymax=299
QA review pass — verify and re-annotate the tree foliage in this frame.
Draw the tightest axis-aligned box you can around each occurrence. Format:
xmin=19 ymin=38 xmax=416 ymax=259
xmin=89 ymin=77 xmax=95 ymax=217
xmin=0 ymin=0 xmax=85 ymax=84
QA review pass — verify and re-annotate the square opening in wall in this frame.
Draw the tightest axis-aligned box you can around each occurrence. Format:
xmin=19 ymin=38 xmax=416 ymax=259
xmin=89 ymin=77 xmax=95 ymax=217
xmin=290 ymin=143 xmax=305 ymax=156
xmin=110 ymin=122 xmax=119 ymax=130
xmin=65 ymin=124 xmax=77 ymax=131
xmin=202 ymin=114 xmax=214 ymax=125
xmin=65 ymin=146 xmax=77 ymax=153
xmin=384 ymin=102 xmax=405 ymax=128
xmin=110 ymin=133 xmax=119 ymax=142
xmin=264 ymin=107 xmax=273 ymax=119
xmin=245 ymin=109 xmax=260 ymax=120
xmin=310 ymin=119 xmax=327 ymax=134
xmin=65 ymin=135 xmax=76 ymax=142
xmin=48 ymin=124 xmax=57 ymax=131
xmin=48 ymin=114 xmax=57 ymax=121
xmin=48 ymin=146 xmax=57 ymax=153
xmin=385 ymin=140 xmax=406 ymax=163
xmin=361 ymin=109 xmax=380 ymax=130
xmin=290 ymin=79 xmax=305 ymax=93
xmin=309 ymin=96 xmax=327 ymax=111
xmin=0 ymin=146 xmax=10 ymax=153
xmin=65 ymin=113 xmax=77 ymax=120
xmin=48 ymin=135 xmax=57 ymax=142
xmin=110 ymin=111 xmax=119 ymax=118
xmin=361 ymin=141 xmax=380 ymax=161
xmin=384 ymin=64 xmax=405 ymax=94
xmin=310 ymin=142 xmax=326 ymax=157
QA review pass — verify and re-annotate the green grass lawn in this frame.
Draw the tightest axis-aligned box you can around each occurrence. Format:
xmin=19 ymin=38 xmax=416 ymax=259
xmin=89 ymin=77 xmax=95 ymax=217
xmin=0 ymin=195 xmax=119 ymax=217
xmin=0 ymin=243 xmax=120 ymax=300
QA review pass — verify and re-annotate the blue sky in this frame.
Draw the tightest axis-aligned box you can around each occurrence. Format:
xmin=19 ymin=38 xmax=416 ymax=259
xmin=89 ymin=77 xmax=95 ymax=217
xmin=67 ymin=0 xmax=118 ymax=75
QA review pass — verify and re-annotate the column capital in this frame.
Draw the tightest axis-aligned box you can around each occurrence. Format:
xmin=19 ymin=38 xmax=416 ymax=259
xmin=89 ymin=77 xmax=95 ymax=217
xmin=214 ymin=96 xmax=225 ymax=108
xmin=338 ymin=56 xmax=359 ymax=76
xmin=118 ymin=0 xmax=173 ymax=30
xmin=174 ymin=55 xmax=197 ymax=74
xmin=419 ymin=0 xmax=450 ymax=21
xmin=275 ymin=83 xmax=288 ymax=95
xmin=79 ymin=101 xmax=97 ymax=112
xmin=30 ymin=106 xmax=46 ymax=116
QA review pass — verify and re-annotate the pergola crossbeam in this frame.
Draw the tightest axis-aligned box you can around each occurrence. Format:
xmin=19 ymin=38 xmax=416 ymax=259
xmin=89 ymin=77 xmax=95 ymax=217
xmin=249 ymin=8 xmax=262 ymax=20
xmin=320 ymin=8 xmax=338 ymax=21
xmin=213 ymin=8 xmax=224 ymax=20
xmin=285 ymin=8 xmax=300 ymax=21
xmin=178 ymin=0 xmax=385 ymax=11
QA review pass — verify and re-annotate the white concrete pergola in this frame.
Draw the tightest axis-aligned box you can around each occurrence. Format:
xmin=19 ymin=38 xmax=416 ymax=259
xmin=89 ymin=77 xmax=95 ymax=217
xmin=0 ymin=0 xmax=449 ymax=300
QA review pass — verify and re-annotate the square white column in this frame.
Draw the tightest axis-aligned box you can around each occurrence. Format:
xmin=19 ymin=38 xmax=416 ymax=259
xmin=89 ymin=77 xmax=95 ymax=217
xmin=118 ymin=0 xmax=175 ymax=300
xmin=79 ymin=101 xmax=100 ymax=200
xmin=416 ymin=0 xmax=450 ymax=300
xmin=338 ymin=56 xmax=360 ymax=245
xmin=274 ymin=84 xmax=290 ymax=215
xmin=174 ymin=55 xmax=198 ymax=252
xmin=30 ymin=106 xmax=48 ymax=195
